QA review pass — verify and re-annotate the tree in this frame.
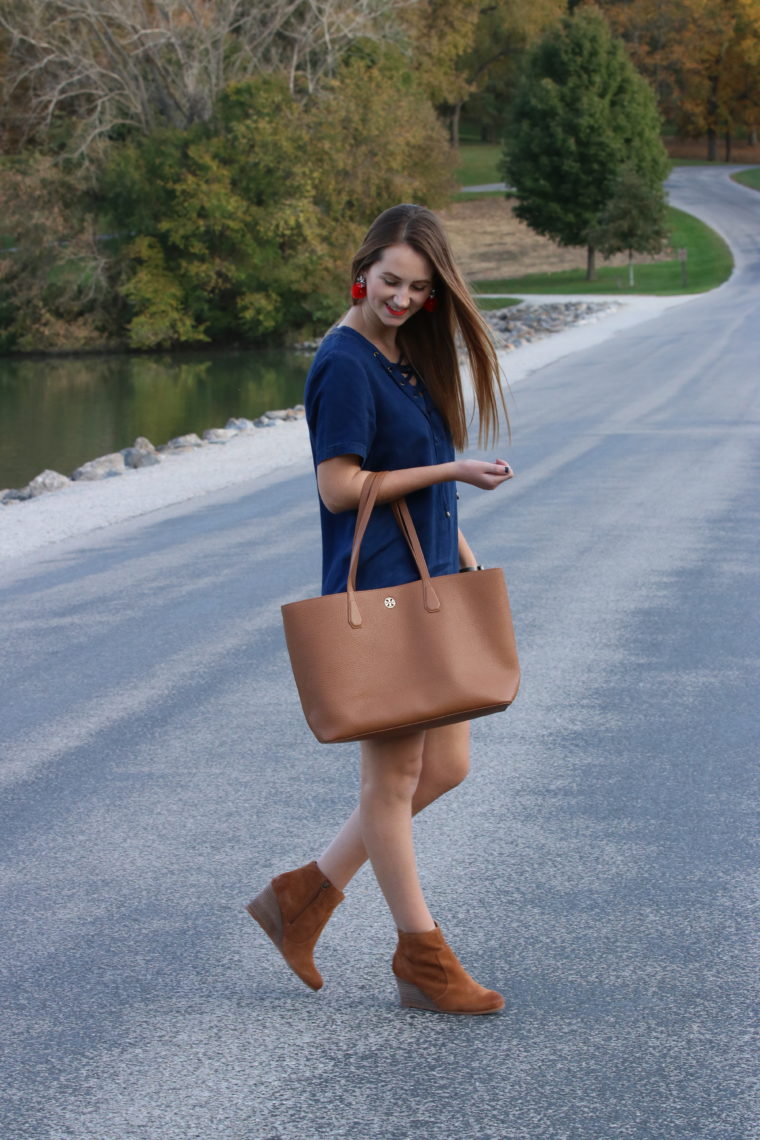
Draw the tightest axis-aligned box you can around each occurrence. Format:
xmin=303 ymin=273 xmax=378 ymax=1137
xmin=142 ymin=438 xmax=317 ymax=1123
xmin=446 ymin=0 xmax=564 ymax=145
xmin=502 ymin=6 xmax=669 ymax=279
xmin=399 ymin=0 xmax=481 ymax=114
xmin=101 ymin=58 xmax=455 ymax=349
xmin=0 ymin=155 xmax=121 ymax=350
xmin=0 ymin=0 xmax=411 ymax=159
xmin=598 ymin=0 xmax=760 ymax=160
xmin=0 ymin=3 xmax=458 ymax=351
xmin=588 ymin=164 xmax=669 ymax=284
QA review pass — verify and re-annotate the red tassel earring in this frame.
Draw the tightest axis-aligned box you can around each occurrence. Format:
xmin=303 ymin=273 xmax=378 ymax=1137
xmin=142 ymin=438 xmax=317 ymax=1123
xmin=351 ymin=275 xmax=367 ymax=301
xmin=423 ymin=289 xmax=438 ymax=312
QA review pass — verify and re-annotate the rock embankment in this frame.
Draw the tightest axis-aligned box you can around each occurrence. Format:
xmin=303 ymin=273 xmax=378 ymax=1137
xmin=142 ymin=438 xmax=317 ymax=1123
xmin=1 ymin=409 xmax=305 ymax=506
xmin=483 ymin=300 xmax=620 ymax=349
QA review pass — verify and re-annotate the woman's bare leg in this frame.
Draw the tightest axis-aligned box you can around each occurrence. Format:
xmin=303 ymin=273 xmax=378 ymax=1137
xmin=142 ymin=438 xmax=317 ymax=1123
xmin=317 ymin=722 xmax=470 ymax=895
xmin=357 ymin=730 xmax=432 ymax=932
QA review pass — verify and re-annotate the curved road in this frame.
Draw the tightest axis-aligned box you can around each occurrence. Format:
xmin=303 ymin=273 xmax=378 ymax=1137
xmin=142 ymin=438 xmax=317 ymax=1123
xmin=1 ymin=167 xmax=758 ymax=1140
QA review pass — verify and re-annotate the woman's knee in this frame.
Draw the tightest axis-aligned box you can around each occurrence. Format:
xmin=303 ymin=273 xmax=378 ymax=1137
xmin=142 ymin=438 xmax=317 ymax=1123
xmin=423 ymin=752 xmax=470 ymax=799
xmin=360 ymin=733 xmax=425 ymax=801
xmin=443 ymin=751 xmax=470 ymax=791
xmin=417 ymin=722 xmax=471 ymax=800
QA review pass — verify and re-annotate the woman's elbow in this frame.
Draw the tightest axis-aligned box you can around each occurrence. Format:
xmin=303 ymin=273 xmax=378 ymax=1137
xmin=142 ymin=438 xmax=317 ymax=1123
xmin=320 ymin=490 xmax=350 ymax=514
xmin=318 ymin=483 xmax=359 ymax=514
xmin=317 ymin=468 xmax=366 ymax=514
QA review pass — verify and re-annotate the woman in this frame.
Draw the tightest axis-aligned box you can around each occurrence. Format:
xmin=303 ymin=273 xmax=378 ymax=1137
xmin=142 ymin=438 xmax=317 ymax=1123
xmin=248 ymin=204 xmax=513 ymax=1015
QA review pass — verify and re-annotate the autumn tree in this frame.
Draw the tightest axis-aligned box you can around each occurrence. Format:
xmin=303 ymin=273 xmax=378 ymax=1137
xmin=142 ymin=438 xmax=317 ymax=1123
xmin=502 ymin=6 xmax=669 ymax=279
xmin=400 ymin=0 xmax=482 ymax=114
xmin=447 ymin=0 xmax=565 ymax=144
xmin=597 ymin=0 xmax=760 ymax=160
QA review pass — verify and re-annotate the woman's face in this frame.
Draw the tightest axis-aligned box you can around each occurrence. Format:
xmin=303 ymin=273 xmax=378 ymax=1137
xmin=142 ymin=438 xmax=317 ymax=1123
xmin=362 ymin=243 xmax=435 ymax=328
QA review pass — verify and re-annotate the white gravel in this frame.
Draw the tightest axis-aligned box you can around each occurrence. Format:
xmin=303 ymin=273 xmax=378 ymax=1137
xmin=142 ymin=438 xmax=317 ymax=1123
xmin=0 ymin=294 xmax=695 ymax=567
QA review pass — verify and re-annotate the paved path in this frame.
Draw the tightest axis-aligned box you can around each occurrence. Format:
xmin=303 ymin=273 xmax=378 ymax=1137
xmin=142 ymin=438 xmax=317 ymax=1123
xmin=1 ymin=168 xmax=758 ymax=1140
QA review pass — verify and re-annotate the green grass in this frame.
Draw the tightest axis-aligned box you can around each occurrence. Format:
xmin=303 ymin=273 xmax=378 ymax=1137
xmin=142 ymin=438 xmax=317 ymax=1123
xmin=455 ymin=143 xmax=503 ymax=187
xmin=731 ymin=167 xmax=760 ymax=192
xmin=453 ymin=143 xmax=705 ymax=187
xmin=453 ymin=145 xmax=739 ymax=189
xmin=476 ymin=297 xmax=523 ymax=310
xmin=454 ymin=189 xmax=508 ymax=202
xmin=471 ymin=206 xmax=732 ymax=296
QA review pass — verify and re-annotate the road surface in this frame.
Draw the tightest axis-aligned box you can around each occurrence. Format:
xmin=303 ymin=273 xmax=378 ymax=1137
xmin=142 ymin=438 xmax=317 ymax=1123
xmin=1 ymin=166 xmax=758 ymax=1139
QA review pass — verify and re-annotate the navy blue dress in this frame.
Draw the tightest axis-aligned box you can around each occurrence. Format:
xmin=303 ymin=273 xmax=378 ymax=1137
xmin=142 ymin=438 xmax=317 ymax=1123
xmin=305 ymin=326 xmax=459 ymax=596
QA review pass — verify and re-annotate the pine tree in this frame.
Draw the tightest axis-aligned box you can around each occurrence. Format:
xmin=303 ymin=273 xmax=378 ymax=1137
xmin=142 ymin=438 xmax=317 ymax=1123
xmin=502 ymin=7 xmax=669 ymax=279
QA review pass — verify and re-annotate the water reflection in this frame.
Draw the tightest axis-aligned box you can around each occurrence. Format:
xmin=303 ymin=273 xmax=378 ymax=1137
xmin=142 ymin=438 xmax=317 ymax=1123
xmin=0 ymin=347 xmax=312 ymax=488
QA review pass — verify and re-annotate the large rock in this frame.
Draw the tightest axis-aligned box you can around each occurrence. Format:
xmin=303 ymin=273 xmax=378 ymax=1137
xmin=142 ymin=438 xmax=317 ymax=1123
xmin=202 ymin=428 xmax=237 ymax=444
xmin=259 ymin=407 xmax=305 ymax=424
xmin=225 ymin=417 xmax=256 ymax=432
xmin=71 ymin=452 xmax=126 ymax=481
xmin=1 ymin=488 xmax=30 ymax=504
xmin=160 ymin=433 xmax=205 ymax=451
xmin=25 ymin=469 xmax=71 ymax=497
xmin=122 ymin=447 xmax=162 ymax=469
xmin=132 ymin=436 xmax=156 ymax=452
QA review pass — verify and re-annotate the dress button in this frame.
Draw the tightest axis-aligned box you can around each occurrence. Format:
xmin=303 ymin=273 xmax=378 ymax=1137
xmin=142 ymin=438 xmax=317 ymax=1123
xmin=445 ymin=510 xmax=451 ymax=518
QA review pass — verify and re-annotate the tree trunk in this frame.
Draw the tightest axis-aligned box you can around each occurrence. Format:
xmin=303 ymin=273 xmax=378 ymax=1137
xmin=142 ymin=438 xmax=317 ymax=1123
xmin=628 ymin=250 xmax=635 ymax=287
xmin=706 ymin=74 xmax=719 ymax=161
xmin=450 ymin=102 xmax=462 ymax=149
xmin=724 ymin=130 xmax=732 ymax=162
xmin=586 ymin=245 xmax=596 ymax=281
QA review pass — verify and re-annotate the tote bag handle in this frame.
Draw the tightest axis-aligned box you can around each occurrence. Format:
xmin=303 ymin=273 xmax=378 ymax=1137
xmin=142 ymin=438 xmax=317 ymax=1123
xmin=346 ymin=471 xmax=441 ymax=629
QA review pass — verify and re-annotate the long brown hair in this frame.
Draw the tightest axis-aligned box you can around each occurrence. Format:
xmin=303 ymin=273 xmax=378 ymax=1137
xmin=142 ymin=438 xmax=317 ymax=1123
xmin=350 ymin=204 xmax=508 ymax=450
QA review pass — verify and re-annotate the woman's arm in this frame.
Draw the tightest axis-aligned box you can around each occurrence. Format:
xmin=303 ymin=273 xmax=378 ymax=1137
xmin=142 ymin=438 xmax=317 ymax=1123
xmin=317 ymin=454 xmax=513 ymax=514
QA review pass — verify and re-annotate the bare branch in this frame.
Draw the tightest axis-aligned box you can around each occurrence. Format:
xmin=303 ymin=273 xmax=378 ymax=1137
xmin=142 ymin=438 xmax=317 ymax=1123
xmin=0 ymin=0 xmax=416 ymax=157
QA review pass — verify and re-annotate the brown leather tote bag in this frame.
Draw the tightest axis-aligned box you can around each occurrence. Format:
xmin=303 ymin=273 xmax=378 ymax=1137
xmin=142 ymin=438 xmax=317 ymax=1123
xmin=281 ymin=471 xmax=520 ymax=743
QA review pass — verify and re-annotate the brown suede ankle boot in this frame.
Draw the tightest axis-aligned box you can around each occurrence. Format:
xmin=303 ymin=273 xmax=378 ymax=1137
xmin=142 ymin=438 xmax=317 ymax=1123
xmin=392 ymin=925 xmax=504 ymax=1015
xmin=246 ymin=861 xmax=344 ymax=990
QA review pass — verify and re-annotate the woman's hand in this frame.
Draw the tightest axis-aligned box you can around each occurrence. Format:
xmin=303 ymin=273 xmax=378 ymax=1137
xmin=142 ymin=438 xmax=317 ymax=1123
xmin=455 ymin=458 xmax=514 ymax=490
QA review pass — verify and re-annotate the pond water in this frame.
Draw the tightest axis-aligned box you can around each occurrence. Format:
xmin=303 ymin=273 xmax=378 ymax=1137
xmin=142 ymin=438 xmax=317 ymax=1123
xmin=0 ymin=346 xmax=313 ymax=489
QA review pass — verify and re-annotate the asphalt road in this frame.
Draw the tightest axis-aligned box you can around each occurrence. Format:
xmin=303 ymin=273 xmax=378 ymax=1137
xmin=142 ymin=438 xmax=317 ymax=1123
xmin=1 ymin=167 xmax=758 ymax=1140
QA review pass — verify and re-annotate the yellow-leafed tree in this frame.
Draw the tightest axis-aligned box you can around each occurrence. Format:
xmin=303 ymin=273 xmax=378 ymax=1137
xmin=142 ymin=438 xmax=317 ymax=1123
xmin=598 ymin=0 xmax=760 ymax=159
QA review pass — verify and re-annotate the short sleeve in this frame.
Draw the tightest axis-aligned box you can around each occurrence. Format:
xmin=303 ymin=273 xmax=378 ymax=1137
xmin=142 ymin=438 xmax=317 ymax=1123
xmin=305 ymin=348 xmax=376 ymax=465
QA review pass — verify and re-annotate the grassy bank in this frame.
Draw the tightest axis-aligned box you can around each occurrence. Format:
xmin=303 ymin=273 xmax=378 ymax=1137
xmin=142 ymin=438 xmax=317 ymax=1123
xmin=455 ymin=143 xmax=503 ymax=187
xmin=731 ymin=168 xmax=760 ymax=192
xmin=453 ymin=144 xmax=507 ymax=201
xmin=471 ymin=206 xmax=732 ymax=296
xmin=452 ymin=140 xmax=747 ymax=193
